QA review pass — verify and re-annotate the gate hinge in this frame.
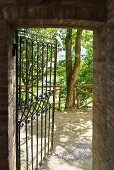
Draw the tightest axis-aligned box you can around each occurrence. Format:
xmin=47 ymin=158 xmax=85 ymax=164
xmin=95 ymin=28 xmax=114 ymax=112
xmin=13 ymin=43 xmax=17 ymax=57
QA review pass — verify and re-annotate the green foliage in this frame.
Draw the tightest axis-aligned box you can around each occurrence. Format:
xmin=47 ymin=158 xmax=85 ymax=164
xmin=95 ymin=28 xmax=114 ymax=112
xmin=56 ymin=30 xmax=93 ymax=108
xmin=19 ymin=28 xmax=58 ymax=87
xmin=56 ymin=59 xmax=66 ymax=109
xmin=19 ymin=28 xmax=93 ymax=109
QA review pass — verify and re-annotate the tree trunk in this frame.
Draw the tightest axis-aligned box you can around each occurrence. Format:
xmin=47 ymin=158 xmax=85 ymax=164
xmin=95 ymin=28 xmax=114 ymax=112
xmin=65 ymin=28 xmax=72 ymax=90
xmin=65 ymin=28 xmax=83 ymax=109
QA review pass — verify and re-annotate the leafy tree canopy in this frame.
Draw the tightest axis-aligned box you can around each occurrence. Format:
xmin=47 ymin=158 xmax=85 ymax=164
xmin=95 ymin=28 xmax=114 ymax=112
xmin=21 ymin=28 xmax=93 ymax=109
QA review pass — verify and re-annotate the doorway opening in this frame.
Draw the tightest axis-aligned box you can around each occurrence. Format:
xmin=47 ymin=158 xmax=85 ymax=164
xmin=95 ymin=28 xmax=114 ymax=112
xmin=16 ymin=28 xmax=93 ymax=170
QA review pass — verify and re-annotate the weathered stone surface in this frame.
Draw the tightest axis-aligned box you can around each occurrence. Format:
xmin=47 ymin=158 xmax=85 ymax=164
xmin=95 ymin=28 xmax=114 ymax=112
xmin=0 ymin=0 xmax=106 ymax=28
xmin=93 ymin=25 xmax=108 ymax=170
xmin=0 ymin=20 xmax=16 ymax=170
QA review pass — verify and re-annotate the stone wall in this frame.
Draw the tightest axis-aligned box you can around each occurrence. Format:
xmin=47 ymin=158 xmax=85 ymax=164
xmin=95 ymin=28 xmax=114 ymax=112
xmin=8 ymin=26 xmax=16 ymax=170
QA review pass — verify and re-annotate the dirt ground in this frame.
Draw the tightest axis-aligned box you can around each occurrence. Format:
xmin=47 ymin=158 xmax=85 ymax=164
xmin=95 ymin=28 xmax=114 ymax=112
xmin=40 ymin=109 xmax=92 ymax=170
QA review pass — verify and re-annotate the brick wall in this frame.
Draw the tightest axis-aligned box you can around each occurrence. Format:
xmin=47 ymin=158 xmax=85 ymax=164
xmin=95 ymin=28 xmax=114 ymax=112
xmin=0 ymin=20 xmax=16 ymax=170
xmin=93 ymin=25 xmax=108 ymax=170
xmin=0 ymin=20 xmax=9 ymax=170
xmin=0 ymin=0 xmax=106 ymax=28
xmin=106 ymin=0 xmax=114 ymax=169
xmin=92 ymin=0 xmax=114 ymax=169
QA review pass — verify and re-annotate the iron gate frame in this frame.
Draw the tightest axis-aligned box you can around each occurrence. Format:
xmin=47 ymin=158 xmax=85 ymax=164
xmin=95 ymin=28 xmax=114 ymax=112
xmin=16 ymin=29 xmax=57 ymax=170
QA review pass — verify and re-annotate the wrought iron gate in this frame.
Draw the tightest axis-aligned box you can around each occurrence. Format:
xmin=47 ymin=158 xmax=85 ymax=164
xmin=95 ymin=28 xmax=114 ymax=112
xmin=16 ymin=29 xmax=57 ymax=170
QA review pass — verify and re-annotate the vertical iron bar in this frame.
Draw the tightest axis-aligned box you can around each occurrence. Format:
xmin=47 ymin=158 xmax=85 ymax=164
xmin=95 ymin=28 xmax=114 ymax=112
xmin=51 ymin=41 xmax=57 ymax=149
xmin=42 ymin=43 xmax=44 ymax=95
xmin=31 ymin=117 xmax=33 ymax=170
xmin=50 ymin=45 xmax=53 ymax=91
xmin=26 ymin=39 xmax=28 ymax=102
xmin=41 ymin=112 xmax=43 ymax=165
xmin=36 ymin=108 xmax=39 ymax=169
xmin=18 ymin=126 xmax=21 ymax=170
xmin=25 ymin=122 xmax=29 ymax=170
xmin=46 ymin=44 xmax=48 ymax=92
xmin=19 ymin=36 xmax=22 ymax=105
xmin=50 ymin=44 xmax=53 ymax=150
xmin=41 ymin=108 xmax=43 ymax=163
xmin=32 ymin=40 xmax=34 ymax=100
xmin=21 ymin=42 xmax=24 ymax=101
xmin=44 ymin=43 xmax=48 ymax=158
xmin=37 ymin=43 xmax=39 ymax=98
xmin=48 ymin=104 xmax=51 ymax=152
xmin=16 ymin=30 xmax=20 ymax=170
xmin=36 ymin=42 xmax=39 ymax=168
xmin=41 ymin=43 xmax=44 ymax=165
xmin=31 ymin=40 xmax=34 ymax=170
xmin=48 ymin=44 xmax=53 ymax=153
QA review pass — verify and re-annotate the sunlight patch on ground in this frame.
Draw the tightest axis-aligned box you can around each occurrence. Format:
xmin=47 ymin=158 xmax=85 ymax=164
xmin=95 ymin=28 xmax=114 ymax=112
xmin=48 ymin=155 xmax=84 ymax=170
xmin=40 ymin=110 xmax=92 ymax=170
xmin=59 ymin=135 xmax=69 ymax=143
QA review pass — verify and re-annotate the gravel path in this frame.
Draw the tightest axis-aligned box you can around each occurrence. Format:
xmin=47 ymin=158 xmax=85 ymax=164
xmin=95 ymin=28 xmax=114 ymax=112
xmin=40 ymin=109 xmax=92 ymax=170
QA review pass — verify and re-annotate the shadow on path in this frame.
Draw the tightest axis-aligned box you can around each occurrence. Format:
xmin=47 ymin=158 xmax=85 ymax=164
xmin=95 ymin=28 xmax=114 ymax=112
xmin=40 ymin=109 xmax=92 ymax=170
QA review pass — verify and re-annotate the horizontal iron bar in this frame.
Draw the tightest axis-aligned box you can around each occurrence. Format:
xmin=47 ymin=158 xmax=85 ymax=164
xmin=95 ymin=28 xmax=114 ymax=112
xmin=17 ymin=29 xmax=57 ymax=41
xmin=20 ymin=85 xmax=61 ymax=90
xmin=19 ymin=36 xmax=57 ymax=46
